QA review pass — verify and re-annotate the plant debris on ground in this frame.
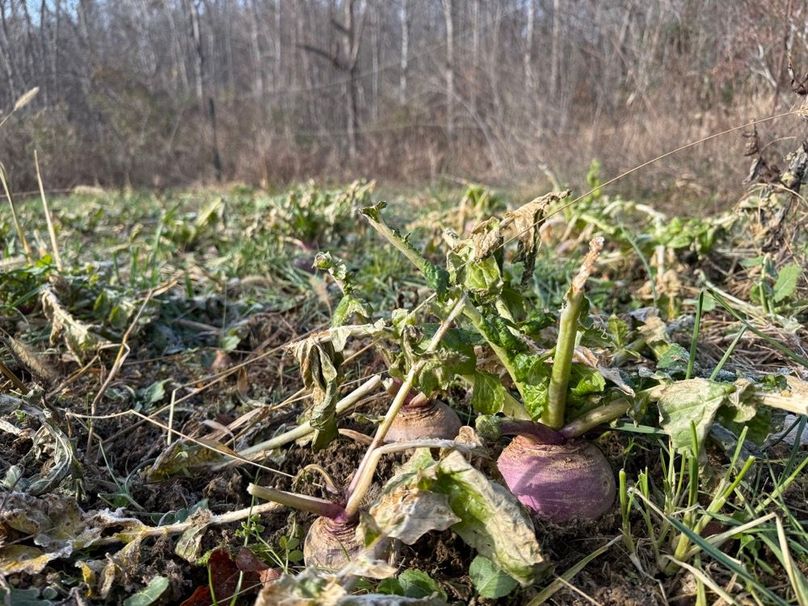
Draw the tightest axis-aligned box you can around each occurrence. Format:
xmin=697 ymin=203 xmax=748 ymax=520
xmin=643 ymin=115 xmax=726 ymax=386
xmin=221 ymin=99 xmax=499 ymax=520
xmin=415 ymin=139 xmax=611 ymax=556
xmin=1 ymin=125 xmax=807 ymax=605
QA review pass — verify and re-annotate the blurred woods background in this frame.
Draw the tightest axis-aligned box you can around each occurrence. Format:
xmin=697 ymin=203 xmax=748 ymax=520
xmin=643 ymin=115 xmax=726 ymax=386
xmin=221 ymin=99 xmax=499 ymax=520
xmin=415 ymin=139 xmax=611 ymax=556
xmin=0 ymin=0 xmax=805 ymax=201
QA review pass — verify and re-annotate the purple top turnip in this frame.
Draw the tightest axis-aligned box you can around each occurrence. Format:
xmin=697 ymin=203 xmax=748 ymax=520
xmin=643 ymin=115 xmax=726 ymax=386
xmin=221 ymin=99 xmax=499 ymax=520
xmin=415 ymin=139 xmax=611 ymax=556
xmin=383 ymin=379 xmax=462 ymax=443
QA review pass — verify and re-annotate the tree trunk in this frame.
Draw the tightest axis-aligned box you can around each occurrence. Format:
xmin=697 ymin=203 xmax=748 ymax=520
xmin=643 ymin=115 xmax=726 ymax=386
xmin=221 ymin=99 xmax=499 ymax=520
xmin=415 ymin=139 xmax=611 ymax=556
xmin=399 ymin=0 xmax=408 ymax=105
xmin=442 ymin=0 xmax=454 ymax=140
xmin=250 ymin=0 xmax=265 ymax=100
xmin=184 ymin=0 xmax=222 ymax=181
xmin=550 ymin=0 xmax=560 ymax=99
xmin=343 ymin=0 xmax=358 ymax=158
xmin=471 ymin=0 xmax=479 ymax=115
xmin=0 ymin=2 xmax=17 ymax=100
xmin=524 ymin=0 xmax=534 ymax=91
xmin=371 ymin=1 xmax=380 ymax=122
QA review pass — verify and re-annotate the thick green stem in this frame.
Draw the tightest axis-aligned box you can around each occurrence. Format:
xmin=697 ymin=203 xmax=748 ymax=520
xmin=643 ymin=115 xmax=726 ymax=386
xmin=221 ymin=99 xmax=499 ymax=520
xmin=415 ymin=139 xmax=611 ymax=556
xmin=560 ymin=399 xmax=631 ymax=438
xmin=544 ymin=237 xmax=604 ymax=429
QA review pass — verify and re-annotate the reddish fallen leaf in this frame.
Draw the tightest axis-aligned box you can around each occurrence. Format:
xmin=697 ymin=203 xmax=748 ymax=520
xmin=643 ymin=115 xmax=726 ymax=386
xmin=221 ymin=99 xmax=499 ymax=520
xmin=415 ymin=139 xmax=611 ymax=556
xmin=234 ymin=547 xmax=269 ymax=573
xmin=180 ymin=547 xmax=279 ymax=606
xmin=179 ymin=585 xmax=211 ymax=606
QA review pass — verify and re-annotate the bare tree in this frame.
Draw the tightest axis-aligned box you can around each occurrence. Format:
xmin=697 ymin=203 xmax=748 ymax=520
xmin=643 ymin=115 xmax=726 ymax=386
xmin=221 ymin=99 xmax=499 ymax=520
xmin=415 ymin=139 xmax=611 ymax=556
xmin=0 ymin=0 xmax=798 ymax=194
xmin=442 ymin=0 xmax=454 ymax=140
xmin=399 ymin=0 xmax=409 ymax=105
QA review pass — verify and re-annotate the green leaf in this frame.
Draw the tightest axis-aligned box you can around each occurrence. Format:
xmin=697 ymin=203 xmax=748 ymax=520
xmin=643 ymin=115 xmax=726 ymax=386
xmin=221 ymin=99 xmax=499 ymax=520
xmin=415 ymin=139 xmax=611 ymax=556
xmin=123 ymin=576 xmax=169 ymax=606
xmin=412 ymin=328 xmax=476 ymax=395
xmin=0 ymin=587 xmax=54 ymax=606
xmin=423 ymin=262 xmax=450 ymax=297
xmin=398 ymin=569 xmax=446 ymax=599
xmin=139 ymin=380 xmax=168 ymax=406
xmin=377 ymin=578 xmax=405 ymax=595
xmin=607 ymin=315 xmax=629 ymax=348
xmin=773 ymin=263 xmax=802 ymax=303
xmin=657 ymin=343 xmax=690 ymax=372
xmin=332 ymin=294 xmax=371 ymax=327
xmin=481 ymin=314 xmax=525 ymax=352
xmin=219 ymin=332 xmax=241 ymax=352
xmin=656 ymin=379 xmax=735 ymax=453
xmin=464 ymin=257 xmax=502 ymax=297
xmin=470 ymin=371 xmax=508 ymax=414
xmin=469 ymin=555 xmax=519 ymax=599
xmin=569 ymin=364 xmax=606 ymax=398
xmin=512 ymin=353 xmax=551 ymax=420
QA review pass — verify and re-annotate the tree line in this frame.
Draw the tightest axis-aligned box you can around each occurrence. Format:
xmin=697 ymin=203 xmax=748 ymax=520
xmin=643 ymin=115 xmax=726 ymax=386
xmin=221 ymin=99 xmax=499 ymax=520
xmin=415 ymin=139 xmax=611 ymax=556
xmin=0 ymin=0 xmax=804 ymax=197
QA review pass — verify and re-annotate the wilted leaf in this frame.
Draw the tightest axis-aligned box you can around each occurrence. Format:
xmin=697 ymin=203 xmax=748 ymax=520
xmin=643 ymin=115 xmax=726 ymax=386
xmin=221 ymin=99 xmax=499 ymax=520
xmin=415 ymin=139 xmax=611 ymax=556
xmin=294 ymin=338 xmax=343 ymax=450
xmin=502 ymin=191 xmax=567 ymax=284
xmin=369 ymin=487 xmax=460 ymax=545
xmin=597 ymin=366 xmax=635 ymax=396
xmin=469 ymin=555 xmax=519 ymax=599
xmin=123 ymin=576 xmax=169 ymax=606
xmin=76 ymin=536 xmax=145 ymax=599
xmin=25 ymin=413 xmax=80 ymax=496
xmin=145 ymin=438 xmax=237 ymax=482
xmin=3 ymin=336 xmax=59 ymax=384
xmin=180 ymin=548 xmax=271 ymax=605
xmin=175 ymin=509 xmax=214 ymax=562
xmin=41 ymin=286 xmax=111 ymax=361
xmin=0 ymin=545 xmax=60 ymax=575
xmin=656 ymin=379 xmax=735 ymax=453
xmin=433 ymin=451 xmax=545 ymax=584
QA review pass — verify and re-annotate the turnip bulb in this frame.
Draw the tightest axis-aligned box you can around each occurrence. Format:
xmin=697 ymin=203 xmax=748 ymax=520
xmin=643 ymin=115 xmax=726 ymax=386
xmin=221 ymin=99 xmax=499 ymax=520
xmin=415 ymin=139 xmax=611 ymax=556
xmin=384 ymin=396 xmax=462 ymax=443
xmin=496 ymin=434 xmax=615 ymax=523
xmin=303 ymin=515 xmax=365 ymax=569
xmin=382 ymin=380 xmax=462 ymax=443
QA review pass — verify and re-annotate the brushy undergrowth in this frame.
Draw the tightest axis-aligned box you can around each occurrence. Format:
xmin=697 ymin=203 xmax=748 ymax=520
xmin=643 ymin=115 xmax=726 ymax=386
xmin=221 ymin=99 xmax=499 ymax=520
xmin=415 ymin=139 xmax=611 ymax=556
xmin=0 ymin=144 xmax=807 ymax=605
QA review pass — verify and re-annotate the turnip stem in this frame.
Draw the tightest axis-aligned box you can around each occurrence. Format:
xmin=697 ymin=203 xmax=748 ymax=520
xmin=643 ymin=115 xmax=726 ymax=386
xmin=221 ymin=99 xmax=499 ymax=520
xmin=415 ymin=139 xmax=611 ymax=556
xmin=345 ymin=296 xmax=467 ymax=503
xmin=544 ymin=237 xmax=603 ymax=429
xmin=560 ymin=399 xmax=630 ymax=438
xmin=234 ymin=375 xmax=383 ymax=462
xmin=476 ymin=415 xmax=564 ymax=444
xmin=247 ymin=483 xmax=345 ymax=519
